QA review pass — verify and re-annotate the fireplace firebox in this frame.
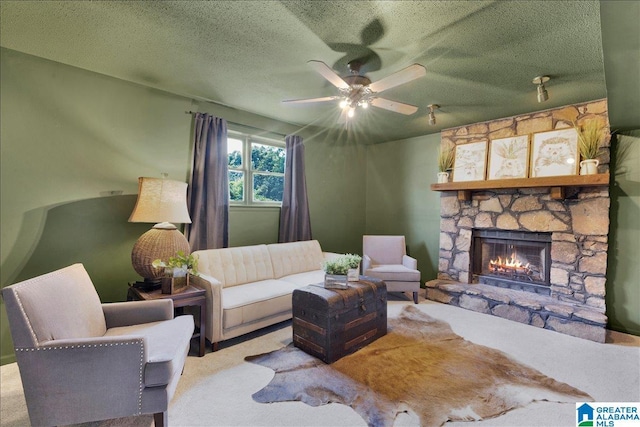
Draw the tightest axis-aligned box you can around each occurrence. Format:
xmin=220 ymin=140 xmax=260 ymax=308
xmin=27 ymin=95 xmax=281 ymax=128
xmin=472 ymin=229 xmax=551 ymax=295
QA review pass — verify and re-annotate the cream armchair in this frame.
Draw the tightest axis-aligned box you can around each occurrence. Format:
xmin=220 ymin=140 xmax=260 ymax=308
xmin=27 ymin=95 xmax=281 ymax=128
xmin=362 ymin=235 xmax=421 ymax=304
xmin=1 ymin=263 xmax=194 ymax=427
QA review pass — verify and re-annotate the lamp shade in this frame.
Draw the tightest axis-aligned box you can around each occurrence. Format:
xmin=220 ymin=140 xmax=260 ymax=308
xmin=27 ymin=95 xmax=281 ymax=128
xmin=129 ymin=177 xmax=192 ymax=288
xmin=129 ymin=177 xmax=192 ymax=224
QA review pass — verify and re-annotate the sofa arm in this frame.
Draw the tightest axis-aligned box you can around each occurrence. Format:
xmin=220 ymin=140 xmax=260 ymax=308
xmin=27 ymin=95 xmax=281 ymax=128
xmin=402 ymin=255 xmax=418 ymax=270
xmin=15 ymin=335 xmax=148 ymax=424
xmin=103 ymin=300 xmax=174 ymax=328
xmin=190 ymin=274 xmax=224 ymax=344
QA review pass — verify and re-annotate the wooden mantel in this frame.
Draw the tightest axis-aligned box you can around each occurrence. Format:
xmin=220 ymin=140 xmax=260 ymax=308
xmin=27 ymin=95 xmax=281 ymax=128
xmin=430 ymin=174 xmax=610 ymax=201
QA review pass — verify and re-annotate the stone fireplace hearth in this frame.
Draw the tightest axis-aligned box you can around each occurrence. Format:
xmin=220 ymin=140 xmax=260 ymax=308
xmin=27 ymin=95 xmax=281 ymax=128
xmin=426 ymin=99 xmax=611 ymax=343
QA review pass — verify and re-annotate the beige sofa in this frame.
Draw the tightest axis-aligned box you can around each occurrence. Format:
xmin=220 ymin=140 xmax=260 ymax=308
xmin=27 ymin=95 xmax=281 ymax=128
xmin=191 ymin=240 xmax=337 ymax=350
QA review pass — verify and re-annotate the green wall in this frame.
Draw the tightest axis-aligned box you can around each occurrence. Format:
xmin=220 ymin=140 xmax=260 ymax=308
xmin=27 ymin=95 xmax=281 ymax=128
xmin=305 ymin=138 xmax=367 ymax=255
xmin=0 ymin=48 xmax=366 ymax=364
xmin=365 ymin=134 xmax=442 ymax=281
xmin=607 ymin=131 xmax=640 ymax=335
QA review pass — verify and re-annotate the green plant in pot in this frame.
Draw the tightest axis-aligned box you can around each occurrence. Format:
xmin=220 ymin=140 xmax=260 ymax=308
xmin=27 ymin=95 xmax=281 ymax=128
xmin=437 ymin=144 xmax=455 ymax=183
xmin=152 ymin=251 xmax=199 ymax=294
xmin=574 ymin=120 xmax=606 ymax=175
xmin=322 ymin=254 xmax=362 ymax=288
xmin=343 ymin=253 xmax=362 ymax=281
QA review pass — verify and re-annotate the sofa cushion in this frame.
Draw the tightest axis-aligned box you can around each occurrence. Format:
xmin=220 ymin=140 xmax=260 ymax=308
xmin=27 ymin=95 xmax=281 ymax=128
xmin=365 ymin=264 xmax=420 ymax=282
xmin=278 ymin=270 xmax=325 ymax=287
xmin=222 ymin=279 xmax=299 ymax=329
xmin=268 ymin=240 xmax=324 ymax=279
xmin=193 ymin=245 xmax=274 ymax=287
xmin=105 ymin=315 xmax=194 ymax=387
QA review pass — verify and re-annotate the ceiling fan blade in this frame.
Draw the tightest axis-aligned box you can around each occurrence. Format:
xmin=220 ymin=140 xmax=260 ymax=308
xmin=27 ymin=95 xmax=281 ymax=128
xmin=308 ymin=60 xmax=350 ymax=90
xmin=368 ymin=64 xmax=426 ymax=93
xmin=282 ymin=96 xmax=340 ymax=104
xmin=370 ymin=97 xmax=419 ymax=115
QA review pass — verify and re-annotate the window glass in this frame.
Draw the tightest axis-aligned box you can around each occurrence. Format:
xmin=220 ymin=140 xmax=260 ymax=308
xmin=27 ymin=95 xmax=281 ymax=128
xmin=253 ymin=173 xmax=284 ymax=202
xmin=228 ymin=138 xmax=243 ymax=168
xmin=228 ymin=132 xmax=285 ymax=205
xmin=251 ymin=143 xmax=285 ymax=173
xmin=229 ymin=171 xmax=244 ymax=202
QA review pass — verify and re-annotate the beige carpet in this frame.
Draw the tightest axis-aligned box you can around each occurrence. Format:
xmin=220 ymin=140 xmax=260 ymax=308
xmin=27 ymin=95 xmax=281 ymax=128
xmin=247 ymin=306 xmax=591 ymax=426
xmin=1 ymin=297 xmax=639 ymax=427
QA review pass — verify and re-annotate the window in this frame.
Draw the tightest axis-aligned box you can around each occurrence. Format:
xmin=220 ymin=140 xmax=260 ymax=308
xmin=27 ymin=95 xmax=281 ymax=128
xmin=228 ymin=131 xmax=285 ymax=205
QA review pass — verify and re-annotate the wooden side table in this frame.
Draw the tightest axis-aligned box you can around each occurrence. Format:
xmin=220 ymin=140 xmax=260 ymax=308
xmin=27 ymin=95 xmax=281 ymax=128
xmin=127 ymin=284 xmax=207 ymax=357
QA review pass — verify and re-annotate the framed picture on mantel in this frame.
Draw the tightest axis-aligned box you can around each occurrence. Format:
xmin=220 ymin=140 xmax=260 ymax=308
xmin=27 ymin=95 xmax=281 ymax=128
xmin=487 ymin=135 xmax=530 ymax=180
xmin=452 ymin=140 xmax=488 ymax=182
xmin=530 ymin=128 xmax=579 ymax=177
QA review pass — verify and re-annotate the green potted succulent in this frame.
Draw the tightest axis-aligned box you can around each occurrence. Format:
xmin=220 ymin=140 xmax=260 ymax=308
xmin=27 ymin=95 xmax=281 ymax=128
xmin=152 ymin=251 xmax=199 ymax=294
xmin=322 ymin=254 xmax=362 ymax=289
xmin=343 ymin=253 xmax=362 ymax=282
xmin=574 ymin=120 xmax=606 ymax=175
xmin=437 ymin=143 xmax=455 ymax=183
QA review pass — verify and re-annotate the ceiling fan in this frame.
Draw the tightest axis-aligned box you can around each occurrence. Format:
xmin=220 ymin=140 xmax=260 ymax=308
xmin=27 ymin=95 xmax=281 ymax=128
xmin=283 ymin=60 xmax=427 ymax=119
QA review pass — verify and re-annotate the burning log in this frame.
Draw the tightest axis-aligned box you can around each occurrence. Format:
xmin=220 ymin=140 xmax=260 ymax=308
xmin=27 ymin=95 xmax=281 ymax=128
xmin=489 ymin=253 xmax=533 ymax=277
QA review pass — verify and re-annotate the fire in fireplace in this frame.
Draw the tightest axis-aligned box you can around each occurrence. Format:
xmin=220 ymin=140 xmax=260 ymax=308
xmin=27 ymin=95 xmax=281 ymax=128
xmin=472 ymin=229 xmax=551 ymax=295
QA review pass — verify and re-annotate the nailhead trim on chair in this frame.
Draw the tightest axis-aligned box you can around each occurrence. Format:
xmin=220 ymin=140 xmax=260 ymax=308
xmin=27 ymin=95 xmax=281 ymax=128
xmin=15 ymin=339 xmax=146 ymax=415
xmin=12 ymin=285 xmax=40 ymax=344
xmin=138 ymin=342 xmax=144 ymax=414
xmin=15 ymin=341 xmax=143 ymax=351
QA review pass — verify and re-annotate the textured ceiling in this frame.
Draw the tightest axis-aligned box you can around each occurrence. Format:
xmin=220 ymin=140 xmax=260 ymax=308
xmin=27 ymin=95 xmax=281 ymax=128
xmin=0 ymin=1 xmax=612 ymax=143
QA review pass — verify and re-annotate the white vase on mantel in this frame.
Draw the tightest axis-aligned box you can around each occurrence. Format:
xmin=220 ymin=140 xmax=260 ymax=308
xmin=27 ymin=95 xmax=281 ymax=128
xmin=579 ymin=159 xmax=599 ymax=175
xmin=437 ymin=172 xmax=450 ymax=183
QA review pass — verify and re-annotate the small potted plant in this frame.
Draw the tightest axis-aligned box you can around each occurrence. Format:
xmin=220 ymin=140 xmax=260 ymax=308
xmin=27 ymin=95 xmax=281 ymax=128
xmin=437 ymin=143 xmax=455 ymax=183
xmin=574 ymin=120 xmax=606 ymax=175
xmin=322 ymin=254 xmax=362 ymax=289
xmin=343 ymin=253 xmax=362 ymax=282
xmin=152 ymin=251 xmax=199 ymax=294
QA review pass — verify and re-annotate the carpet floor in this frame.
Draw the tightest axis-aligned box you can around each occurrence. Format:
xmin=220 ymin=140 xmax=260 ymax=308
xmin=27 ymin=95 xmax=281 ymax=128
xmin=1 ymin=297 xmax=639 ymax=427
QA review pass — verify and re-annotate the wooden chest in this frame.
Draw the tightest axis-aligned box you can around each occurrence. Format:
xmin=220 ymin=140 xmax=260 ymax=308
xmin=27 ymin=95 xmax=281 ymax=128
xmin=292 ymin=278 xmax=387 ymax=364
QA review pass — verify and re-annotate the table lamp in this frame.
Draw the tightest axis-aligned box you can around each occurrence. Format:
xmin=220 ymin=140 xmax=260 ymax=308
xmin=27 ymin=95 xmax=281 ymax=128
xmin=128 ymin=177 xmax=192 ymax=290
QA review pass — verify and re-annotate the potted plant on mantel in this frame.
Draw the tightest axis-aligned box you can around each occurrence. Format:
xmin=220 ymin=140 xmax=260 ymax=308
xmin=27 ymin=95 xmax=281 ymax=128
xmin=322 ymin=254 xmax=362 ymax=289
xmin=152 ymin=251 xmax=199 ymax=294
xmin=574 ymin=120 xmax=606 ymax=175
xmin=437 ymin=143 xmax=455 ymax=183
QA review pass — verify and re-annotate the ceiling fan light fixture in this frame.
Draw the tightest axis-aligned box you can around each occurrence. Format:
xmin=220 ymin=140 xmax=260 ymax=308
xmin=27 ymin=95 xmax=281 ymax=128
xmin=532 ymin=75 xmax=550 ymax=103
xmin=283 ymin=61 xmax=426 ymax=121
xmin=427 ymin=104 xmax=440 ymax=126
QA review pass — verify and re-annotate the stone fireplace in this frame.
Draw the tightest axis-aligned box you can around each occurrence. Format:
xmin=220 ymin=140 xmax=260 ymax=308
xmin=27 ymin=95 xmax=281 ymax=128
xmin=426 ymin=99 xmax=611 ymax=342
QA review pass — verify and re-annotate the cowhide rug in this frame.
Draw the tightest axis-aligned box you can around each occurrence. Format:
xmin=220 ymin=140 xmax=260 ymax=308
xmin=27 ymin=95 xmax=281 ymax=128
xmin=245 ymin=305 xmax=591 ymax=427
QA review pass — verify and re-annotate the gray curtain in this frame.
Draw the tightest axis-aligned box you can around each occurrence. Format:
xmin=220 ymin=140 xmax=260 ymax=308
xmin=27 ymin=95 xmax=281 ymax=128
xmin=185 ymin=113 xmax=229 ymax=250
xmin=279 ymin=134 xmax=312 ymax=242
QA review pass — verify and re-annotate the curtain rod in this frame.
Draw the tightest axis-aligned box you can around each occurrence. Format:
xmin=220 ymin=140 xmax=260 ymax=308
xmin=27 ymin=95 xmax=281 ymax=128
xmin=184 ymin=111 xmax=287 ymax=138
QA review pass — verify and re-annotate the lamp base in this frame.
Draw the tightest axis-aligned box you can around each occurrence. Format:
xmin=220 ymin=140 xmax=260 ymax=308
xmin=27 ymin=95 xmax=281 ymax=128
xmin=131 ymin=226 xmax=191 ymax=282
xmin=130 ymin=278 xmax=162 ymax=292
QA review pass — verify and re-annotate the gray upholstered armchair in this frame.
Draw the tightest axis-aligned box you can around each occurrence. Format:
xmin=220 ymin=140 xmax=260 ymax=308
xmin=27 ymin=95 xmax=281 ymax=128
xmin=362 ymin=235 xmax=421 ymax=304
xmin=1 ymin=263 xmax=194 ymax=427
